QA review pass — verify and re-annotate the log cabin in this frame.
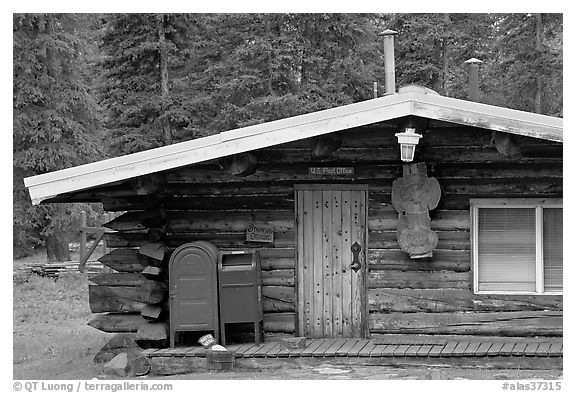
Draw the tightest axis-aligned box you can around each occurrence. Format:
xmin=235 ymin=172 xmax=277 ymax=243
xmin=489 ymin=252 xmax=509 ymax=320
xmin=24 ymin=36 xmax=562 ymax=355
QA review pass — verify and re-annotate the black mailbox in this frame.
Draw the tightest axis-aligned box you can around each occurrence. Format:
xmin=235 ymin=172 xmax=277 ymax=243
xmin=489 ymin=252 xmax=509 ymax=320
xmin=217 ymin=250 xmax=263 ymax=345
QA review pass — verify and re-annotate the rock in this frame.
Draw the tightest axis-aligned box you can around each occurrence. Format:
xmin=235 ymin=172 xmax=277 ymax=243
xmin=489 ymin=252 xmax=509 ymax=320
xmin=104 ymin=353 xmax=129 ymax=377
xmin=103 ymin=352 xmax=151 ymax=377
xmin=94 ymin=333 xmax=139 ymax=363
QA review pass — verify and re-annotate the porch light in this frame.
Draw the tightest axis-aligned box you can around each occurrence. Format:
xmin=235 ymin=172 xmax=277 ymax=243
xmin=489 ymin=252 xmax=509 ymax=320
xmin=395 ymin=127 xmax=422 ymax=162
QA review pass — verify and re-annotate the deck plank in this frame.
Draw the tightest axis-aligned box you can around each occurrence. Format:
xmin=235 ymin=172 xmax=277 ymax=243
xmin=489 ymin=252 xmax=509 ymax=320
xmin=358 ymin=341 xmax=377 ymax=357
xmin=548 ymin=343 xmax=562 ymax=357
xmin=511 ymin=342 xmax=528 ymax=356
xmin=369 ymin=344 xmax=387 ymax=357
xmin=312 ymin=338 xmax=338 ymax=357
xmin=452 ymin=341 xmax=470 ymax=357
xmin=464 ymin=342 xmax=482 ymax=356
xmin=393 ymin=344 xmax=410 ymax=357
xmin=487 ymin=342 xmax=505 ymax=356
xmin=253 ymin=342 xmax=279 ymax=358
xmin=243 ymin=343 xmax=264 ymax=357
xmin=404 ymin=345 xmax=421 ymax=357
xmin=475 ymin=342 xmax=492 ymax=357
xmin=428 ymin=345 xmax=444 ymax=358
xmin=185 ymin=346 xmax=205 ymax=357
xmin=347 ymin=339 xmax=370 ymax=357
xmin=381 ymin=344 xmax=398 ymax=357
xmin=301 ymin=340 xmax=325 ymax=357
xmin=524 ymin=343 xmax=539 ymax=357
xmin=417 ymin=345 xmax=433 ymax=357
xmin=440 ymin=341 xmax=458 ymax=357
xmin=499 ymin=342 xmax=515 ymax=356
xmin=324 ymin=339 xmax=349 ymax=357
xmin=535 ymin=343 xmax=551 ymax=357
xmin=336 ymin=339 xmax=359 ymax=356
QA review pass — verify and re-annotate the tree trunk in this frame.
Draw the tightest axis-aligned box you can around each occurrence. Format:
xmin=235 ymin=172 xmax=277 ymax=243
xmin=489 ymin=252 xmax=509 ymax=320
xmin=441 ymin=13 xmax=450 ymax=96
xmin=535 ymin=13 xmax=543 ymax=114
xmin=157 ymin=14 xmax=172 ymax=145
xmin=46 ymin=230 xmax=71 ymax=262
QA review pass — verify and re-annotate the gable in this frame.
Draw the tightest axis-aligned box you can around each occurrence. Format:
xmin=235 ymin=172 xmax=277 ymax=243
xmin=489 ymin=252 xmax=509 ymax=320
xmin=24 ymin=87 xmax=563 ymax=205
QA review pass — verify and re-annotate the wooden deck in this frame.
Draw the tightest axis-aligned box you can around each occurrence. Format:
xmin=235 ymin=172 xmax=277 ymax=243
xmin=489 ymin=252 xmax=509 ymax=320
xmin=142 ymin=337 xmax=563 ymax=359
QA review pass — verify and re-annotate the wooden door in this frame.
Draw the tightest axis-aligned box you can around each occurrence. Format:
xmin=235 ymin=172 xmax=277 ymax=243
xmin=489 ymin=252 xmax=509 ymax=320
xmin=296 ymin=185 xmax=368 ymax=338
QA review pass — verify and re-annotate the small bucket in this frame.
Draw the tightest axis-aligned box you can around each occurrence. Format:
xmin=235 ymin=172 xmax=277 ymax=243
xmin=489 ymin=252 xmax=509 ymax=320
xmin=206 ymin=350 xmax=235 ymax=371
xmin=198 ymin=334 xmax=216 ymax=349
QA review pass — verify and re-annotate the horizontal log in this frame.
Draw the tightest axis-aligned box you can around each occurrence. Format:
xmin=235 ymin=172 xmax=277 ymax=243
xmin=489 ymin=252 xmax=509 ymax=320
xmin=262 ymin=270 xmax=294 ymax=287
xmin=430 ymin=163 xmax=562 ymax=179
xmin=104 ymin=231 xmax=295 ymax=248
xmin=369 ymin=311 xmax=563 ymax=336
xmin=103 ymin=195 xmax=295 ymax=212
xmin=261 ymin=257 xmax=295 ymax=270
xmin=262 ymin=286 xmax=295 ymax=312
xmin=257 ymin=248 xmax=295 ymax=259
xmin=368 ymin=249 xmax=470 ymax=272
xmin=369 ymin=271 xmax=471 ymax=289
xmin=89 ymin=283 xmax=167 ymax=310
xmin=105 ymin=210 xmax=294 ymax=232
xmin=88 ymin=285 xmax=147 ymax=313
xmin=369 ymin=230 xmax=470 ymax=250
xmin=98 ymin=249 xmax=149 ymax=272
xmin=369 ymin=289 xmax=563 ymax=313
xmin=368 ymin=209 xmax=470 ymax=231
xmin=89 ymin=272 xmax=147 ymax=287
xmin=101 ymin=196 xmax=161 ymax=211
xmin=88 ymin=313 xmax=147 ymax=333
xmin=263 ymin=312 xmax=295 ymax=333
xmin=255 ymin=145 xmax=561 ymax=164
xmin=171 ymin=195 xmax=295 ymax=211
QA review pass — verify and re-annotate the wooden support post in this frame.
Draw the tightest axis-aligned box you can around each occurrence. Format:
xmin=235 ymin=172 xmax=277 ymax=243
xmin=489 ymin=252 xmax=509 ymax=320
xmin=79 ymin=231 xmax=104 ymax=272
xmin=102 ymin=213 xmax=109 ymax=256
xmin=80 ymin=211 xmax=87 ymax=264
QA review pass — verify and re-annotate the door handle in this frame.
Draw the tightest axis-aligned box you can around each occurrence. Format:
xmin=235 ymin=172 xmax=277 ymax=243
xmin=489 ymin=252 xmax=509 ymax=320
xmin=350 ymin=241 xmax=362 ymax=272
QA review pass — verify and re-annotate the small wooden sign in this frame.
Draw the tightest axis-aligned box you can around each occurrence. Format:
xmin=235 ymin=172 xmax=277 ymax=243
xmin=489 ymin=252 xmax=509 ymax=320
xmin=308 ymin=167 xmax=354 ymax=177
xmin=246 ymin=223 xmax=274 ymax=243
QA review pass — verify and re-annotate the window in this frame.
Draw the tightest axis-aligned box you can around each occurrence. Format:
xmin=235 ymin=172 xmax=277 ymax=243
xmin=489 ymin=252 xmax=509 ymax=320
xmin=471 ymin=199 xmax=562 ymax=295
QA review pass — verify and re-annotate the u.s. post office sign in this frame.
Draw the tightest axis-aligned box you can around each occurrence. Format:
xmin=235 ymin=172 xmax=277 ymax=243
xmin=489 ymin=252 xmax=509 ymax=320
xmin=308 ymin=167 xmax=354 ymax=177
xmin=246 ymin=223 xmax=275 ymax=243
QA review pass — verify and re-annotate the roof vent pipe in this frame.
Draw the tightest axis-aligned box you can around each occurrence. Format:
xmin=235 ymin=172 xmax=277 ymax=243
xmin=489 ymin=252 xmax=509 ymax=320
xmin=380 ymin=29 xmax=398 ymax=95
xmin=464 ymin=58 xmax=483 ymax=102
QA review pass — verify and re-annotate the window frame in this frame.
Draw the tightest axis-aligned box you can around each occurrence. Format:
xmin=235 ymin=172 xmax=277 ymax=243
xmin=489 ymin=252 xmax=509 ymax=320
xmin=470 ymin=198 xmax=562 ymax=295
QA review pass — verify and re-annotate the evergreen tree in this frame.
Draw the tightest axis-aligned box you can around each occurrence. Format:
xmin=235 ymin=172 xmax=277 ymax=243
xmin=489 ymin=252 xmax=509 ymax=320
xmin=13 ymin=13 xmax=103 ymax=260
xmin=183 ymin=13 xmax=385 ymax=137
xmin=98 ymin=13 xmax=191 ymax=155
xmin=493 ymin=13 xmax=562 ymax=116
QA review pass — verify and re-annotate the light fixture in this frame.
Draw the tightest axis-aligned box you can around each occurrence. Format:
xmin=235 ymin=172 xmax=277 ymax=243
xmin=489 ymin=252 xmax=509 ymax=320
xmin=395 ymin=127 xmax=422 ymax=162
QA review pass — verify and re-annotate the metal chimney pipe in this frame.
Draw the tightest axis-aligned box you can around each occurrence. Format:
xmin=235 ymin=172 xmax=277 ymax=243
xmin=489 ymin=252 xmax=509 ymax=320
xmin=380 ymin=29 xmax=398 ymax=95
xmin=464 ymin=58 xmax=483 ymax=102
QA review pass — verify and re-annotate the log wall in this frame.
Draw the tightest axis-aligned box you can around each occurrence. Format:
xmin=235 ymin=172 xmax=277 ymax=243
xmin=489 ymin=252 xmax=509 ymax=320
xmin=88 ymin=123 xmax=563 ymax=344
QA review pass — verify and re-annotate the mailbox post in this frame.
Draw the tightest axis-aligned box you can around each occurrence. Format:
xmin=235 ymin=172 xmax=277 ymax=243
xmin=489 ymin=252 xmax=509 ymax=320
xmin=217 ymin=250 xmax=263 ymax=345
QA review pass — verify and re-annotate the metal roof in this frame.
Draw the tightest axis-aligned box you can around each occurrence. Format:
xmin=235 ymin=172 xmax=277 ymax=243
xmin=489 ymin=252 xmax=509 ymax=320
xmin=24 ymin=86 xmax=563 ymax=205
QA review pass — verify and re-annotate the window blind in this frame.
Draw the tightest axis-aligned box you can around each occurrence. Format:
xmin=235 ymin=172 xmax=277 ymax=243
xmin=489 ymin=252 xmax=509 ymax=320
xmin=477 ymin=208 xmax=536 ymax=292
xmin=543 ymin=208 xmax=563 ymax=292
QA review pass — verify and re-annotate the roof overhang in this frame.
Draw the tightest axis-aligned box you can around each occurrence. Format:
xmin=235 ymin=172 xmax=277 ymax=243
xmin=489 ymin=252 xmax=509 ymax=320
xmin=24 ymin=89 xmax=563 ymax=205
